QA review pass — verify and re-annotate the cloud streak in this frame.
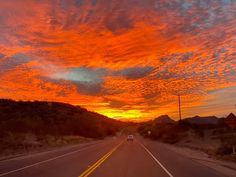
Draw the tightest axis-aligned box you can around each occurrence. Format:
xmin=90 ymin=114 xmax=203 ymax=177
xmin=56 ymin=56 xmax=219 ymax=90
xmin=0 ymin=0 xmax=235 ymax=120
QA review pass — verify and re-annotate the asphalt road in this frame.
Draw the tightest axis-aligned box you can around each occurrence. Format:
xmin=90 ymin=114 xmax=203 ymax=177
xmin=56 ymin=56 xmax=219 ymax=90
xmin=0 ymin=136 xmax=227 ymax=177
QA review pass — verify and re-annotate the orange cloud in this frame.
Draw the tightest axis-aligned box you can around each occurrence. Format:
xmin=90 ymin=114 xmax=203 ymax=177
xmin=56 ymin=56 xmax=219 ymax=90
xmin=0 ymin=0 xmax=236 ymax=121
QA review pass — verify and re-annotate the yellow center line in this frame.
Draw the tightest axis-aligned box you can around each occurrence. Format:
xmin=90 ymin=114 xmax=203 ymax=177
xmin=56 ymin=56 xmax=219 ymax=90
xmin=78 ymin=140 xmax=124 ymax=177
xmin=79 ymin=152 xmax=111 ymax=177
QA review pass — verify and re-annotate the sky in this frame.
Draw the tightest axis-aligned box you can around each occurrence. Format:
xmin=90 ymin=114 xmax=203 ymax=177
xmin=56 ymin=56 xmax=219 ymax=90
xmin=0 ymin=0 xmax=235 ymax=121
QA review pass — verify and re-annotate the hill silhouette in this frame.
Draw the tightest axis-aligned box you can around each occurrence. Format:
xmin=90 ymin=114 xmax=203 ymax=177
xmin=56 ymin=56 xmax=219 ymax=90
xmin=0 ymin=99 xmax=124 ymax=139
xmin=138 ymin=114 xmax=227 ymax=144
xmin=153 ymin=115 xmax=176 ymax=124
xmin=182 ymin=115 xmax=221 ymax=125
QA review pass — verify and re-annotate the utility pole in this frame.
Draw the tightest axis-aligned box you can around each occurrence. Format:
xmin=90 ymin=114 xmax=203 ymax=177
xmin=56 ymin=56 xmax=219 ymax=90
xmin=178 ymin=95 xmax=182 ymax=121
xmin=234 ymin=104 xmax=236 ymax=155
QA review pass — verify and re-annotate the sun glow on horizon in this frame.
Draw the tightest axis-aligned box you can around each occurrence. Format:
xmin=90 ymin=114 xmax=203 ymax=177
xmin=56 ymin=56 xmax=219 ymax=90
xmin=96 ymin=109 xmax=146 ymax=121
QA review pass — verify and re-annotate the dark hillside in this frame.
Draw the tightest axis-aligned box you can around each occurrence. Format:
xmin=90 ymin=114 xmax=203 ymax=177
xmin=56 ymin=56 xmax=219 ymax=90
xmin=0 ymin=99 xmax=123 ymax=139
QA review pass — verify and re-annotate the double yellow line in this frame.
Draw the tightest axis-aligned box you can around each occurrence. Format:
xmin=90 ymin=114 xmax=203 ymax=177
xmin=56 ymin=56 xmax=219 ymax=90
xmin=78 ymin=140 xmax=124 ymax=177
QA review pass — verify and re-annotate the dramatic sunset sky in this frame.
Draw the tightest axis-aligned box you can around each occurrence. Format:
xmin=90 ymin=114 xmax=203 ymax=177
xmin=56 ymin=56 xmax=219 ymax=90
xmin=0 ymin=0 xmax=235 ymax=121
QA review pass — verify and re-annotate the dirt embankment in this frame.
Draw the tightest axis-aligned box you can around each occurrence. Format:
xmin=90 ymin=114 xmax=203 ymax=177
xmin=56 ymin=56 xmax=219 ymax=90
xmin=0 ymin=133 xmax=92 ymax=161
xmin=176 ymin=128 xmax=236 ymax=162
xmin=138 ymin=122 xmax=236 ymax=162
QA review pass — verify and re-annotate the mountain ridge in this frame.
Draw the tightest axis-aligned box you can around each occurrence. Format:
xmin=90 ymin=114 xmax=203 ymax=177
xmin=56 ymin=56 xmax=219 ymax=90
xmin=0 ymin=99 xmax=125 ymax=139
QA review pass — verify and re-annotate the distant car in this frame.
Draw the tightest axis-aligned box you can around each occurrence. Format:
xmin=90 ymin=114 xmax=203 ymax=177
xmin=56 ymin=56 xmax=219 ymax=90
xmin=127 ymin=135 xmax=134 ymax=141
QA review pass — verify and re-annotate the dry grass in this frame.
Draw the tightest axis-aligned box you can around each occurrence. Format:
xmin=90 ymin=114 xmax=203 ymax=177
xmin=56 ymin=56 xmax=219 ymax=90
xmin=0 ymin=133 xmax=92 ymax=160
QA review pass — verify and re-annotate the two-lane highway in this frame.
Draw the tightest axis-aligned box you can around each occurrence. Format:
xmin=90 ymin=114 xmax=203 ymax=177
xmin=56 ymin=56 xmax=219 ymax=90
xmin=0 ymin=136 xmax=227 ymax=177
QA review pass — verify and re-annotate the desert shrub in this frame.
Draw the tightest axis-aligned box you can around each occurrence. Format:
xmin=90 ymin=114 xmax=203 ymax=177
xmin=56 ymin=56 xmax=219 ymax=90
xmin=216 ymin=145 xmax=233 ymax=155
xmin=138 ymin=123 xmax=186 ymax=144
xmin=162 ymin=132 xmax=181 ymax=144
xmin=194 ymin=129 xmax=204 ymax=138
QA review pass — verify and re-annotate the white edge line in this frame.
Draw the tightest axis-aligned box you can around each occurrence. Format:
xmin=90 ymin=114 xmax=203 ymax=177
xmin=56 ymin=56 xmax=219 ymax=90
xmin=1 ymin=141 xmax=100 ymax=162
xmin=139 ymin=141 xmax=174 ymax=177
xmin=0 ymin=144 xmax=97 ymax=177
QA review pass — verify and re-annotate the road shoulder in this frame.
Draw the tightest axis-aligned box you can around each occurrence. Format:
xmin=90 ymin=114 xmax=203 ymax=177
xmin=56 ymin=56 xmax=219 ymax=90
xmin=160 ymin=142 xmax=236 ymax=177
